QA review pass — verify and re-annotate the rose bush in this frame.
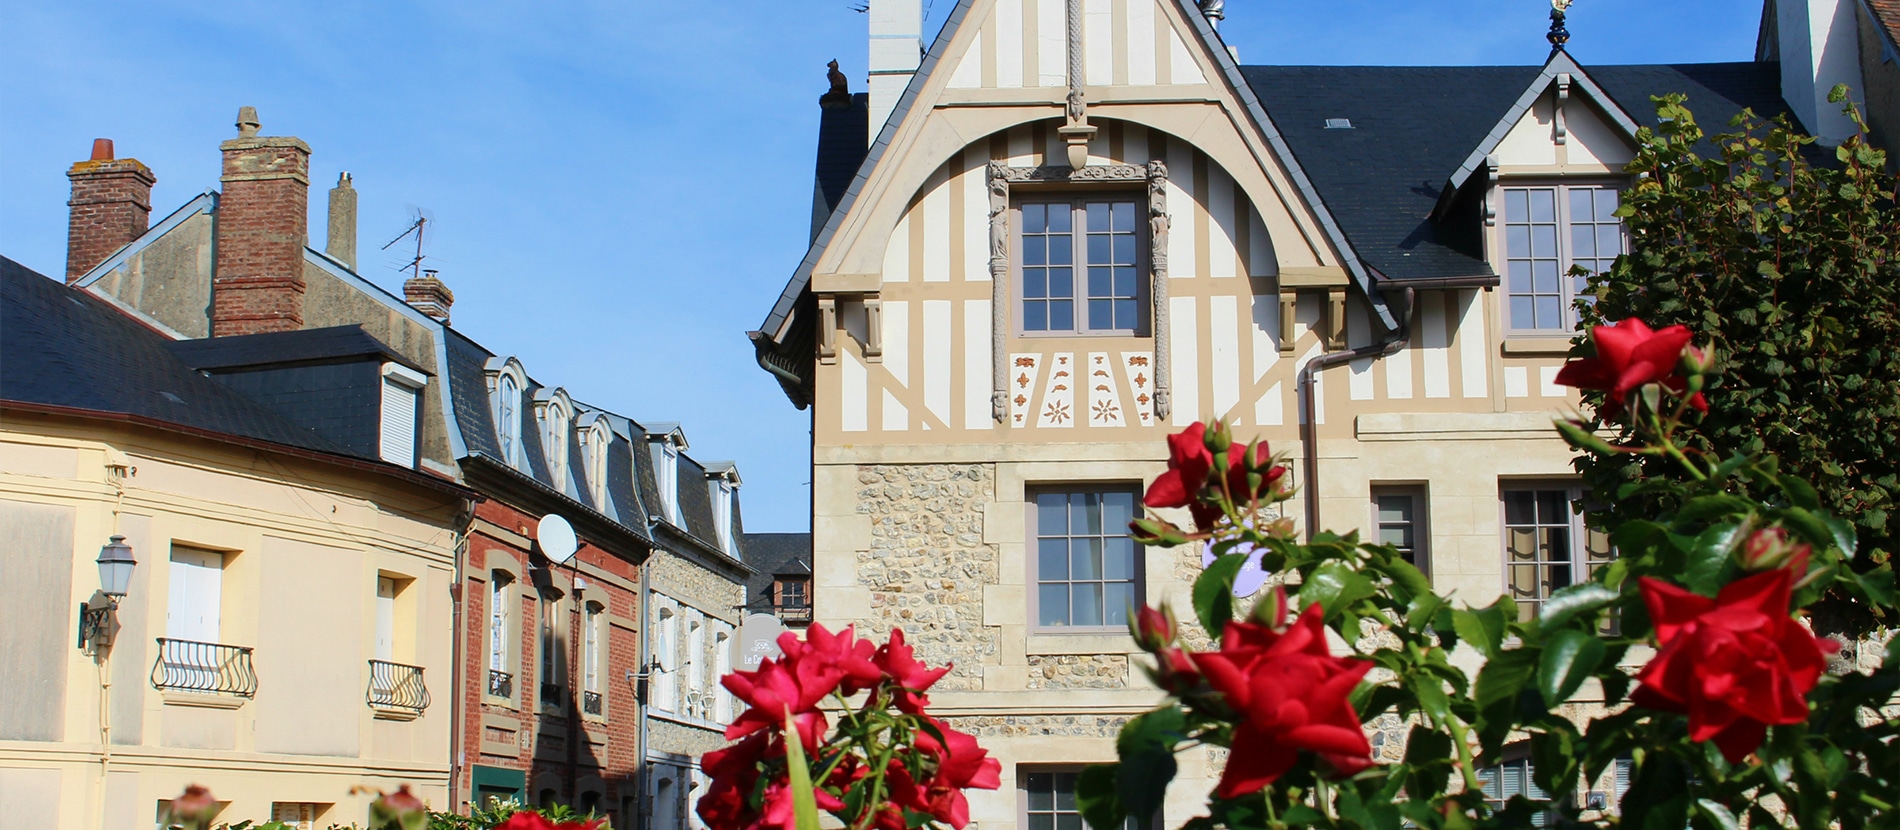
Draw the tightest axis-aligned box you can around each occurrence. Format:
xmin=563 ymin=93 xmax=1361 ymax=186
xmin=1077 ymin=317 xmax=1899 ymax=829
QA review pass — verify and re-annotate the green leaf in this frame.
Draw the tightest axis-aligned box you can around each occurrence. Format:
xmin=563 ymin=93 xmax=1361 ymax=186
xmin=1679 ymin=494 xmax=1754 ymax=522
xmin=1454 ymin=602 xmax=1508 ymax=660
xmin=1475 ymin=647 xmax=1538 ymax=713
xmin=1074 ymin=765 xmax=1127 ymax=830
xmin=1529 ymin=726 xmax=1579 ymax=797
xmin=1695 ymin=799 xmax=1741 ymax=830
xmin=1778 ymin=472 xmax=1821 ymax=510
xmin=1622 ymin=752 xmax=1692 ymax=830
xmin=1823 ymin=515 xmax=1859 ymax=559
xmin=1191 ymin=553 xmax=1247 ymax=638
xmin=1535 ymin=583 xmax=1619 ymax=633
xmin=781 ymin=710 xmax=823 ymax=830
xmin=1405 ymin=590 xmax=1446 ymax=635
xmin=1683 ymin=522 xmax=1743 ymax=596
xmin=1537 ymin=629 xmax=1607 ymax=707
xmin=1114 ymin=707 xmax=1185 ymax=819
xmin=1415 ymin=674 xmax=1450 ymax=724
xmin=1300 ymin=561 xmax=1376 ymax=619
xmin=1780 ymin=506 xmax=1838 ymax=551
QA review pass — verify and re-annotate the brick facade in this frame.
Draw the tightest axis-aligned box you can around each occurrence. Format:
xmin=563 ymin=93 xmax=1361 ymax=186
xmin=213 ymin=121 xmax=311 ymax=336
xmin=65 ymin=143 xmax=155 ymax=284
xmin=461 ymin=498 xmax=643 ymax=823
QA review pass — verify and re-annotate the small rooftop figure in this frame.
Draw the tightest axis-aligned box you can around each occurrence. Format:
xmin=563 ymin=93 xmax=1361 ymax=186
xmin=821 ymin=59 xmax=854 ymax=108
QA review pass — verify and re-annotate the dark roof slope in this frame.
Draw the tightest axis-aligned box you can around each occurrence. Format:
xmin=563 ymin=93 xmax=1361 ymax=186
xmin=741 ymin=532 xmax=812 ymax=611
xmin=1240 ymin=61 xmax=1792 ymax=282
xmin=812 ymin=93 xmax=871 ymax=240
xmin=677 ymin=455 xmax=719 ymax=548
xmin=166 ymin=325 xmax=426 ymax=374
xmin=1 ymin=256 xmax=353 ymax=458
xmin=445 ymin=328 xmax=502 ymax=459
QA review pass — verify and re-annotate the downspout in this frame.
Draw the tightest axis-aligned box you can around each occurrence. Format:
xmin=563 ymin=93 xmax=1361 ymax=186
xmin=636 ymin=525 xmax=657 ymax=830
xmin=447 ymin=506 xmax=473 ymax=814
xmin=1297 ymin=286 xmax=1415 ymax=540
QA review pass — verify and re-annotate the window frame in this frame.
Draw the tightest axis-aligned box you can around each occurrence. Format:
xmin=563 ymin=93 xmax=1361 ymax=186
xmin=1370 ymin=484 xmax=1430 ymax=578
xmin=1499 ymin=482 xmax=1613 ymax=623
xmin=495 ymin=373 xmax=523 ymax=469
xmin=1476 ymin=753 xmax=1558 ymax=826
xmin=654 ymin=605 xmax=678 ymax=713
xmin=537 ymin=590 xmax=566 ymax=712
xmin=1013 ymin=194 xmax=1150 ymax=338
xmin=1025 ymin=485 xmax=1146 ymax=634
xmin=486 ymin=569 xmax=517 ymax=704
xmin=1498 ymin=181 xmax=1626 ymax=336
xmin=1018 ymin=767 xmax=1155 ymax=830
xmin=539 ymin=391 xmax=572 ymax=493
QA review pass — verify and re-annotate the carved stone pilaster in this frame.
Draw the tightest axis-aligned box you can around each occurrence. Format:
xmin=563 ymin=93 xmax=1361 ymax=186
xmin=1146 ymin=159 xmax=1172 ymax=420
xmin=989 ymin=161 xmax=1011 ymax=422
xmin=863 ymin=298 xmax=884 ymax=362
xmin=1058 ymin=0 xmax=1096 ymax=169
xmin=817 ymin=296 xmax=838 ymax=364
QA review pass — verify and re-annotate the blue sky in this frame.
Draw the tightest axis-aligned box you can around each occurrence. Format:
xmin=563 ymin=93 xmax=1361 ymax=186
xmin=0 ymin=0 xmax=1761 ymax=531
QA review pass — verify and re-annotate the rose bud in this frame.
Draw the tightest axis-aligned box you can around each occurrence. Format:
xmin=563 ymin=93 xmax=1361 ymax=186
xmin=1249 ymin=585 xmax=1290 ymax=628
xmin=1130 ymin=517 xmax=1189 ymax=547
xmin=166 ymin=785 xmax=220 ymax=830
xmin=1740 ymin=526 xmax=1811 ymax=574
xmin=371 ymin=785 xmax=430 ymax=830
xmin=1129 ymin=605 xmax=1177 ymax=651
xmin=1679 ymin=344 xmax=1717 ymax=377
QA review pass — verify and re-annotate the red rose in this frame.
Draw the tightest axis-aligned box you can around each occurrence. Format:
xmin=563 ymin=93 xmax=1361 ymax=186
xmin=1192 ymin=605 xmax=1374 ymax=798
xmin=888 ymin=720 xmax=1002 ymax=829
xmin=1145 ymin=423 xmax=1288 ymax=531
xmin=1554 ymin=318 xmax=1707 ymax=417
xmin=722 ymin=652 xmax=838 ymax=744
xmin=1130 ymin=604 xmax=1177 ymax=651
xmin=778 ymin=622 xmax=883 ymax=695
xmin=1633 ymin=568 xmax=1836 ymax=762
xmin=873 ymin=629 xmax=951 ymax=714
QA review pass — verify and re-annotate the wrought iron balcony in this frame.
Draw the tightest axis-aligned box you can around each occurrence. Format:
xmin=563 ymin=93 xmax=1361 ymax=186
xmin=488 ymin=669 xmax=514 ymax=698
xmin=367 ymin=660 xmax=431 ymax=713
xmin=583 ymin=690 xmax=603 ymax=716
xmin=152 ymin=638 xmax=257 ymax=697
xmin=777 ymin=603 xmax=814 ymax=623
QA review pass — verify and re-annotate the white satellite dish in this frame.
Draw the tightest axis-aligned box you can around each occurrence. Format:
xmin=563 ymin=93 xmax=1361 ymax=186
xmin=537 ymin=514 xmax=577 ymax=565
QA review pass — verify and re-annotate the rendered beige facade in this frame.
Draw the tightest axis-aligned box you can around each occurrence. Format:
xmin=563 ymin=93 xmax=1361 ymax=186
xmin=750 ymin=0 xmax=1691 ymax=826
xmin=0 ymin=412 xmax=465 ymax=829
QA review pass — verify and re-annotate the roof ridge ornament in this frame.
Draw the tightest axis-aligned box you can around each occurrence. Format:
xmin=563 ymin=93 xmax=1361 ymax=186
xmin=1548 ymin=0 xmax=1572 ymax=52
xmin=1198 ymin=0 xmax=1224 ymax=29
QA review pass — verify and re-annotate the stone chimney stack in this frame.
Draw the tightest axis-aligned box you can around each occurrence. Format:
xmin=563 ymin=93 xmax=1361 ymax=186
xmin=867 ymin=0 xmax=922 ymax=144
xmin=327 ymin=172 xmax=358 ymax=271
xmin=404 ymin=269 xmax=454 ymax=325
xmin=66 ymin=138 xmax=156 ymax=284
xmin=213 ymin=106 xmax=311 ymax=336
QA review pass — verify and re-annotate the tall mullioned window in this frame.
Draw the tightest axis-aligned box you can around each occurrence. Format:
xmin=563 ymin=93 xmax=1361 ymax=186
xmin=1031 ymin=488 xmax=1141 ymax=629
xmin=1502 ymin=485 xmax=1612 ymax=622
xmin=1020 ymin=199 xmax=1142 ymax=334
xmin=1503 ymin=185 xmax=1622 ymax=332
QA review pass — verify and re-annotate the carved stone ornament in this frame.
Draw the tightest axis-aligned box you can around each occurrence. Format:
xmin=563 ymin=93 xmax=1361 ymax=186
xmin=997 ymin=164 xmax=1148 ymax=183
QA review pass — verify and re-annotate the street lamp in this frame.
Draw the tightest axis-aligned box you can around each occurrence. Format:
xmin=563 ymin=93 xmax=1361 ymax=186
xmin=78 ymin=535 xmax=136 ymax=652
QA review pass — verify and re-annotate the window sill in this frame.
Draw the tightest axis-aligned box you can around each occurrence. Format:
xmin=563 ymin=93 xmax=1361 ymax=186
xmin=161 ymin=691 xmax=247 ymax=710
xmin=1026 ymin=632 xmax=1140 ymax=656
xmin=1502 ymin=337 xmax=1576 ymax=355
xmin=482 ymin=695 xmax=517 ymax=710
xmin=372 ymin=706 xmax=423 ymax=722
xmin=479 ymin=739 xmax=520 ymax=757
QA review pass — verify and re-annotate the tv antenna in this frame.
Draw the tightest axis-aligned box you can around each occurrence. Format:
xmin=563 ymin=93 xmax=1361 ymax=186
xmin=380 ymin=209 xmax=432 ymax=282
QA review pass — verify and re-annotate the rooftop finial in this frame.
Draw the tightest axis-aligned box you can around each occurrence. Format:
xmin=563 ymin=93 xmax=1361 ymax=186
xmin=820 ymin=59 xmax=853 ymax=109
xmin=1547 ymin=0 xmax=1572 ymax=51
xmin=236 ymin=106 xmax=260 ymax=138
xmin=1197 ymin=0 xmax=1224 ymax=28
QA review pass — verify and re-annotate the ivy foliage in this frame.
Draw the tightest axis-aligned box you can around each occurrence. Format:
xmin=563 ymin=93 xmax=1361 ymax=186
xmin=1576 ymin=88 xmax=1900 ymax=632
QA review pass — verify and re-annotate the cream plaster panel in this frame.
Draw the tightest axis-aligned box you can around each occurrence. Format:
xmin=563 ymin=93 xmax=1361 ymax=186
xmin=982 ymin=500 xmax=1025 ymax=545
xmin=0 ymin=440 xmax=79 ymax=479
xmin=813 ymin=514 xmax=872 ymax=560
xmin=983 ymin=664 xmax=1030 ymax=690
xmin=983 ymin=584 xmax=1025 ymax=625
xmin=818 ymin=585 xmax=873 ymax=621
xmin=1566 ymin=98 xmax=1638 ymax=167
xmin=1496 ymin=93 xmax=1559 ymax=166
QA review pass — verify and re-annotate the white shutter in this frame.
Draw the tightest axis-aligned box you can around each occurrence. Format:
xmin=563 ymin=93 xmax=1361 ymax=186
xmin=167 ymin=548 xmax=222 ymax=642
xmin=381 ymin=376 xmax=419 ymax=465
xmin=375 ymin=577 xmax=397 ymax=660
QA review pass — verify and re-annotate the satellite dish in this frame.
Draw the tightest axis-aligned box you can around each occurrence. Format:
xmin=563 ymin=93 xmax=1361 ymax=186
xmin=537 ymin=514 xmax=577 ymax=565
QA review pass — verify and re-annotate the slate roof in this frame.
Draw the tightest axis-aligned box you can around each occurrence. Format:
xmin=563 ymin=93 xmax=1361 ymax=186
xmin=1868 ymin=0 xmax=1900 ymax=52
xmin=741 ymin=532 xmax=812 ymax=612
xmin=0 ymin=256 xmax=469 ymax=501
xmin=166 ymin=324 xmax=426 ymax=374
xmin=1239 ymin=61 xmax=1794 ymax=282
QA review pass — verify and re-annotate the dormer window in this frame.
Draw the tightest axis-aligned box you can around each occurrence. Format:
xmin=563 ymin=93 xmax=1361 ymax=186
xmin=379 ymin=363 xmax=427 ymax=467
xmin=581 ymin=416 xmax=612 ymax=511
xmin=707 ymin=463 xmax=741 ymax=557
xmin=537 ymin=389 xmax=573 ymax=493
xmin=1502 ymin=185 xmax=1623 ymax=333
xmin=658 ymin=443 xmax=680 ymax=524
xmin=495 ymin=373 xmax=522 ymax=468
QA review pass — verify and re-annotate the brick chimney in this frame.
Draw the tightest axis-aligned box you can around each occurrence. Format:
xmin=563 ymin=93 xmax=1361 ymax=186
xmin=213 ymin=106 xmax=311 ymax=336
xmin=404 ymin=269 xmax=454 ymax=325
xmin=66 ymin=138 xmax=156 ymax=284
xmin=326 ymin=171 xmax=357 ymax=271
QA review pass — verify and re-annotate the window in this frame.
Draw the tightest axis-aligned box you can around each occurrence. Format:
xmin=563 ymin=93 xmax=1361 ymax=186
xmin=583 ymin=420 xmax=612 ymax=511
xmin=583 ymin=601 xmax=603 ymax=713
xmin=1031 ymin=489 xmax=1141 ymax=629
xmin=655 ymin=607 xmax=678 ymax=712
xmin=496 ymin=373 xmax=522 ymax=467
xmin=714 ymin=626 xmax=733 ymax=722
xmin=655 ymin=442 xmax=681 ymax=524
xmin=1502 ymin=185 xmax=1622 ymax=332
xmin=775 ymin=578 xmax=810 ymax=611
xmin=488 ymin=571 xmax=514 ymax=699
xmin=379 ymin=364 xmax=426 ymax=466
xmin=687 ymin=617 xmax=706 ymax=718
xmin=1477 ymin=757 xmax=1555 ymax=826
xmin=541 ymin=394 xmax=571 ymax=492
xmin=539 ymin=593 xmax=565 ymax=707
xmin=1022 ymin=771 xmax=1150 ymax=830
xmin=1019 ymin=199 xmax=1144 ymax=335
xmin=1371 ymin=486 xmax=1428 ymax=576
xmin=166 ymin=546 xmax=224 ymax=643
xmin=713 ymin=478 xmax=736 ymax=555
xmin=1502 ymin=485 xmax=1612 ymax=622
xmin=270 ymin=803 xmax=324 ymax=830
